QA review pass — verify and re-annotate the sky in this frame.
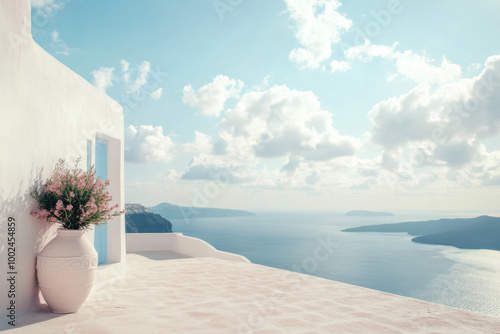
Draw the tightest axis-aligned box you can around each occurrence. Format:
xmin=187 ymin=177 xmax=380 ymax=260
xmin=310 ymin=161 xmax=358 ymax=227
xmin=30 ymin=0 xmax=500 ymax=213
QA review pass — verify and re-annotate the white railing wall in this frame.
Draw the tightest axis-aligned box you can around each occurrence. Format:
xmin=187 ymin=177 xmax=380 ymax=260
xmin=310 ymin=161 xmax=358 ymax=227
xmin=126 ymin=233 xmax=250 ymax=263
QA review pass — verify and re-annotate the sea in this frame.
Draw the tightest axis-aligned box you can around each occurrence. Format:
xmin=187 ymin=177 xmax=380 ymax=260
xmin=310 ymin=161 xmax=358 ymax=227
xmin=171 ymin=211 xmax=500 ymax=318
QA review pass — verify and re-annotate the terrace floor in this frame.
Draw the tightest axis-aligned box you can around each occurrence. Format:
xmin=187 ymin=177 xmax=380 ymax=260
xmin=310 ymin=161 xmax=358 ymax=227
xmin=5 ymin=251 xmax=500 ymax=333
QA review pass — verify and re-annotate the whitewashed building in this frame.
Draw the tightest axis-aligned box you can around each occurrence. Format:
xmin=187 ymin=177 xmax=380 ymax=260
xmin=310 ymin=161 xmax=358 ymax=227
xmin=0 ymin=0 xmax=126 ymax=316
xmin=3 ymin=1 xmax=500 ymax=333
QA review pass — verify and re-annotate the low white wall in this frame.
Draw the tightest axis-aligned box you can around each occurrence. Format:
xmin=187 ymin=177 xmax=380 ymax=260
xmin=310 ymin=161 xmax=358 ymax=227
xmin=126 ymin=233 xmax=250 ymax=263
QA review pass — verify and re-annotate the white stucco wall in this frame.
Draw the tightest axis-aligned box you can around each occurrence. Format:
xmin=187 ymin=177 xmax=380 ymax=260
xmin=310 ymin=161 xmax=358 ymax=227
xmin=0 ymin=0 xmax=125 ymax=318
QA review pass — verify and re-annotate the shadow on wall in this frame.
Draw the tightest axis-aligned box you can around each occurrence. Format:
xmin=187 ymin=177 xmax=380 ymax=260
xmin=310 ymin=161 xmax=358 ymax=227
xmin=0 ymin=165 xmax=60 ymax=328
xmin=29 ymin=167 xmax=58 ymax=253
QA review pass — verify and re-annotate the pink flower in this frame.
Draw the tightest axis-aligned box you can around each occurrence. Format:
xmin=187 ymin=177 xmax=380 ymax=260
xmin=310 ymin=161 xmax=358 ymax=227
xmin=105 ymin=179 xmax=110 ymax=186
xmin=30 ymin=211 xmax=38 ymax=217
xmin=66 ymin=205 xmax=73 ymax=210
xmin=70 ymin=191 xmax=75 ymax=198
xmin=55 ymin=200 xmax=63 ymax=210
xmin=56 ymin=190 xmax=62 ymax=196
xmin=54 ymin=210 xmax=59 ymax=216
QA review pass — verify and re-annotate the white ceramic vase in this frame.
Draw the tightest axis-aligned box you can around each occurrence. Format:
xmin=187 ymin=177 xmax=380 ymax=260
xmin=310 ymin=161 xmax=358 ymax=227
xmin=37 ymin=228 xmax=98 ymax=313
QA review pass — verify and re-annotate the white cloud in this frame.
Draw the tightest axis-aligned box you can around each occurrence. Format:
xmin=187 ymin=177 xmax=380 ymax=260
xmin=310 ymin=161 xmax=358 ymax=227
xmin=150 ymin=88 xmax=163 ymax=100
xmin=283 ymin=0 xmax=462 ymax=87
xmin=381 ymin=150 xmax=402 ymax=172
xmin=330 ymin=60 xmax=351 ymax=73
xmin=181 ymin=162 xmax=244 ymax=183
xmin=467 ymin=62 xmax=482 ymax=72
xmin=434 ymin=140 xmax=483 ymax=168
xmin=341 ymin=41 xmax=462 ymax=84
xmin=285 ymin=0 xmax=352 ymax=69
xmin=120 ymin=59 xmax=130 ymax=73
xmin=138 ymin=55 xmax=499 ymax=194
xmin=129 ymin=61 xmax=151 ymax=94
xmin=213 ymin=137 xmax=228 ymax=155
xmin=252 ymin=75 xmax=272 ymax=91
xmin=182 ymin=131 xmax=212 ymax=154
xmin=51 ymin=30 xmax=59 ymax=41
xmin=91 ymin=67 xmax=114 ymax=93
xmin=479 ymin=150 xmax=500 ymax=186
xmin=125 ymin=125 xmax=173 ymax=163
xmin=168 ymin=59 xmax=500 ymax=194
xmin=408 ymin=142 xmax=436 ymax=168
xmin=50 ymin=30 xmax=70 ymax=55
xmin=386 ymin=72 xmax=398 ymax=82
xmin=32 ymin=0 xmax=57 ymax=7
xmin=180 ymin=81 xmax=360 ymax=186
xmin=182 ymin=75 xmax=243 ymax=116
xmin=370 ymin=55 xmax=500 ymax=151
xmin=92 ymin=60 xmax=164 ymax=100
xmin=368 ymin=54 xmax=500 ymax=183
xmin=262 ymin=75 xmax=271 ymax=87
xmin=344 ymin=41 xmax=397 ymax=62
xmin=120 ymin=59 xmax=130 ymax=83
xmin=31 ymin=0 xmax=64 ymax=14
xmin=281 ymin=156 xmax=302 ymax=173
xmin=220 ymin=85 xmax=359 ymax=161
xmin=369 ymin=84 xmax=436 ymax=150
xmin=394 ymin=52 xmax=461 ymax=85
xmin=161 ymin=169 xmax=182 ymax=183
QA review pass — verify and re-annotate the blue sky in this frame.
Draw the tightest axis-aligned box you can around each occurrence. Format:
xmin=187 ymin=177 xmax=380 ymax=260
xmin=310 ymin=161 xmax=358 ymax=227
xmin=31 ymin=0 xmax=500 ymax=213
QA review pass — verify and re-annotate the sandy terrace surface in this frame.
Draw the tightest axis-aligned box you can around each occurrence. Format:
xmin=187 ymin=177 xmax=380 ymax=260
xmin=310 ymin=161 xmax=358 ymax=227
xmin=4 ymin=252 xmax=500 ymax=334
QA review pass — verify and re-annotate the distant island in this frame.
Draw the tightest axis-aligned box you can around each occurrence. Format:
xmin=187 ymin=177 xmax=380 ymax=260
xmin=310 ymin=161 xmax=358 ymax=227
xmin=345 ymin=210 xmax=394 ymax=217
xmin=148 ymin=202 xmax=255 ymax=220
xmin=125 ymin=203 xmax=173 ymax=233
xmin=343 ymin=215 xmax=500 ymax=251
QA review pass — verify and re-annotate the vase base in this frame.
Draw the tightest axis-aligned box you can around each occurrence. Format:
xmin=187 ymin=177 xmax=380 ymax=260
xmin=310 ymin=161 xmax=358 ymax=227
xmin=40 ymin=285 xmax=93 ymax=314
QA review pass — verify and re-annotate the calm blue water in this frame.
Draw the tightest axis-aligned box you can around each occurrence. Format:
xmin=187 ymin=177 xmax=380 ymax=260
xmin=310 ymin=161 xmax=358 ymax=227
xmin=171 ymin=212 xmax=500 ymax=318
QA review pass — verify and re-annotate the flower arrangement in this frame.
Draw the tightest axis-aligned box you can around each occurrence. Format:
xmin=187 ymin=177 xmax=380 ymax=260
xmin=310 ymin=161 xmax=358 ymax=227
xmin=30 ymin=159 xmax=124 ymax=230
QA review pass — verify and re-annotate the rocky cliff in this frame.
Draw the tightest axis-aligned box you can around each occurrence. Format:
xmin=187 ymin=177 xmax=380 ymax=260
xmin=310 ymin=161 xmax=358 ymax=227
xmin=125 ymin=203 xmax=173 ymax=233
xmin=343 ymin=215 xmax=500 ymax=251
xmin=148 ymin=202 xmax=255 ymax=220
